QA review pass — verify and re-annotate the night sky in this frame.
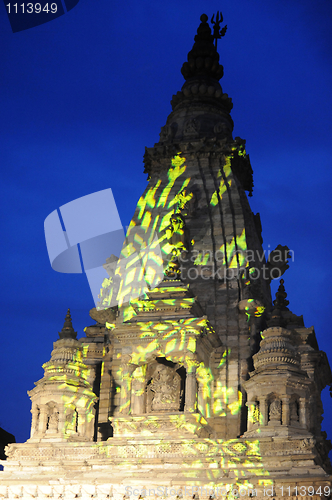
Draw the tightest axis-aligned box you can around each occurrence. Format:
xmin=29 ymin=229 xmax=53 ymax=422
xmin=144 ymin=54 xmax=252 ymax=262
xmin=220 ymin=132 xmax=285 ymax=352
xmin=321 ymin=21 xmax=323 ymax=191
xmin=0 ymin=0 xmax=331 ymax=448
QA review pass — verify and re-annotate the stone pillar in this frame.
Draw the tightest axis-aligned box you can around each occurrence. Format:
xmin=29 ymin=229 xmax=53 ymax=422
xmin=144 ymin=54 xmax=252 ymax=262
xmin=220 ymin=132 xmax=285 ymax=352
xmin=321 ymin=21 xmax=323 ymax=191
xmin=119 ymin=357 xmax=137 ymax=415
xmin=308 ymin=395 xmax=315 ymax=432
xmin=38 ymin=404 xmax=49 ymax=436
xmin=85 ymin=363 xmax=96 ymax=388
xmin=184 ymin=358 xmax=198 ymax=413
xmin=246 ymin=400 xmax=263 ymax=429
xmin=77 ymin=408 xmax=86 ymax=437
xmin=299 ymin=397 xmax=307 ymax=429
xmin=30 ymin=404 xmax=39 ymax=438
xmin=246 ymin=401 xmax=254 ymax=430
xmin=85 ymin=406 xmax=96 ymax=440
xmin=260 ymin=397 xmax=267 ymax=426
xmin=119 ymin=371 xmax=131 ymax=414
xmin=131 ymin=379 xmax=145 ymax=415
xmin=185 ymin=371 xmax=197 ymax=412
xmin=281 ymin=397 xmax=291 ymax=426
xmin=97 ymin=349 xmax=113 ymax=440
xmin=197 ymin=382 xmax=204 ymax=415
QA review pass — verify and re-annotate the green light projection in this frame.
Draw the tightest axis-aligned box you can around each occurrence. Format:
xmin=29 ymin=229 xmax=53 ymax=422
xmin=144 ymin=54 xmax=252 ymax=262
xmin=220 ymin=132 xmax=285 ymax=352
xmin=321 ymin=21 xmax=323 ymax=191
xmin=94 ymin=435 xmax=273 ymax=493
xmin=98 ymin=152 xmax=251 ymax=319
xmin=102 ymin=315 xmax=274 ymax=489
xmin=210 ymin=158 xmax=247 ymax=268
xmin=243 ymin=299 xmax=265 ymax=322
xmin=210 ymin=164 xmax=231 ymax=208
xmin=98 ymin=154 xmax=191 ymax=314
xmin=106 ymin=312 xmax=244 ymax=422
xmin=29 ymin=340 xmax=97 ymax=441
xmin=100 ymin=152 xmax=253 ymax=432
xmin=96 ymin=152 xmax=275 ymax=489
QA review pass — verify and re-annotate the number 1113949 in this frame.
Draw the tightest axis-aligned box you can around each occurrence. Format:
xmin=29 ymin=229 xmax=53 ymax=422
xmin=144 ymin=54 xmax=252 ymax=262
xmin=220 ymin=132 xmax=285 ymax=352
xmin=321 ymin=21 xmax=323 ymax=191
xmin=279 ymin=486 xmax=331 ymax=496
xmin=6 ymin=3 xmax=58 ymax=14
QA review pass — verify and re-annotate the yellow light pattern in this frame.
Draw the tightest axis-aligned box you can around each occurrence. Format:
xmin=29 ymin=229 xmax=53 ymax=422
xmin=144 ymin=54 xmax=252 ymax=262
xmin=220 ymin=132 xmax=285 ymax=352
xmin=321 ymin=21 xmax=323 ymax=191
xmin=91 ymin=150 xmax=276 ymax=489
xmin=217 ymin=228 xmax=247 ymax=268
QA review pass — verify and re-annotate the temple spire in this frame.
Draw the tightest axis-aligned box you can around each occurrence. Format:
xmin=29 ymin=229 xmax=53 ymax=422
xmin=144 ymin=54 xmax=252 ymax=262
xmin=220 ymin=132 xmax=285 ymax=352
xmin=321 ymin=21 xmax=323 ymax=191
xmin=181 ymin=13 xmax=225 ymax=81
xmin=267 ymin=279 xmax=290 ymax=327
xmin=273 ymin=279 xmax=290 ymax=311
xmin=58 ymin=308 xmax=77 ymax=339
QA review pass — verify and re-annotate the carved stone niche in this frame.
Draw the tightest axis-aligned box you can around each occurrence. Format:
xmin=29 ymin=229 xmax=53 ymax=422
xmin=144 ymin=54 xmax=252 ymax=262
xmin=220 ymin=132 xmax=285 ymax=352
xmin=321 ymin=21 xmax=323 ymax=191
xmin=213 ymin=120 xmax=231 ymax=137
xmin=45 ymin=402 xmax=59 ymax=435
xmin=183 ymin=118 xmax=200 ymax=137
xmin=268 ymin=395 xmax=282 ymax=425
xmin=289 ymin=395 xmax=300 ymax=426
xmin=145 ymin=358 xmax=185 ymax=413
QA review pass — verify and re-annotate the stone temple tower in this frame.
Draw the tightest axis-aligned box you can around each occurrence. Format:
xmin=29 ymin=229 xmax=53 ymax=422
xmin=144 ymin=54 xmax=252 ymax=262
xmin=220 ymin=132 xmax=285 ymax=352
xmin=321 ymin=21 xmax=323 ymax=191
xmin=1 ymin=13 xmax=331 ymax=499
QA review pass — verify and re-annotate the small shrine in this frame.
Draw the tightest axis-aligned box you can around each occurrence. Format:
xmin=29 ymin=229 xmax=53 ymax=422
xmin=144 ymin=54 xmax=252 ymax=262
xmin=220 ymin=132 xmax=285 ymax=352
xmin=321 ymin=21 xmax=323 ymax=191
xmin=27 ymin=310 xmax=97 ymax=443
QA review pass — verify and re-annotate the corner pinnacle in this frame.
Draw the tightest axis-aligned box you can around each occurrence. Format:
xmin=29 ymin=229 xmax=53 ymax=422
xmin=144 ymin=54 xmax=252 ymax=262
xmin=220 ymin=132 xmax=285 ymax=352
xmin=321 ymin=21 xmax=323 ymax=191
xmin=273 ymin=279 xmax=290 ymax=311
xmin=267 ymin=280 xmax=290 ymax=328
xmin=59 ymin=308 xmax=77 ymax=340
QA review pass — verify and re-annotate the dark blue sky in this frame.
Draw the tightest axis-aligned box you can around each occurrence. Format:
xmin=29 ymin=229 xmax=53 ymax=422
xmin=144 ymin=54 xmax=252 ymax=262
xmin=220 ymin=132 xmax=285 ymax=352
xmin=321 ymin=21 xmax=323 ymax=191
xmin=0 ymin=0 xmax=331 ymax=446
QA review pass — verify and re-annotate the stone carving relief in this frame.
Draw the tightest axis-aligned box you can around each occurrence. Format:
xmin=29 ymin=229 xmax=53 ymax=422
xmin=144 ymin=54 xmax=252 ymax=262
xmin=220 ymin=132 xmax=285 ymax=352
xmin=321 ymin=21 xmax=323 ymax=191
xmin=183 ymin=118 xmax=200 ymax=137
xmin=32 ymin=406 xmax=40 ymax=436
xmin=164 ymin=213 xmax=190 ymax=278
xmin=146 ymin=363 xmax=182 ymax=412
xmin=165 ymin=214 xmax=189 ymax=256
xmin=268 ymin=398 xmax=282 ymax=424
xmin=214 ymin=120 xmax=231 ymax=137
xmin=260 ymin=437 xmax=315 ymax=456
xmin=175 ymin=185 xmax=201 ymax=219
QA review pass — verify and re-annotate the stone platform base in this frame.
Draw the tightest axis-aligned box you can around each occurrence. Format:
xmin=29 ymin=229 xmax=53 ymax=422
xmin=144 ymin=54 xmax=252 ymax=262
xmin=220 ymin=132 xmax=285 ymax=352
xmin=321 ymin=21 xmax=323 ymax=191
xmin=0 ymin=436 xmax=331 ymax=499
xmin=0 ymin=485 xmax=331 ymax=500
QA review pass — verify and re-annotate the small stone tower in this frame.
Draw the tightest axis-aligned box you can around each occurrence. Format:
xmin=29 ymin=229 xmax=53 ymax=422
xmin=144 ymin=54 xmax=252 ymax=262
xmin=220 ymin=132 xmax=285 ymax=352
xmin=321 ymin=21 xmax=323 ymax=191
xmin=28 ymin=309 xmax=97 ymax=442
xmin=244 ymin=281 xmax=332 ymax=471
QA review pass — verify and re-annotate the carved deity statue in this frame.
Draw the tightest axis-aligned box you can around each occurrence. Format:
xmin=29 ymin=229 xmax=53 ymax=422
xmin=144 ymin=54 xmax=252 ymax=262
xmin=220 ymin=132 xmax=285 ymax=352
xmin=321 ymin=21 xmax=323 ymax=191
xmin=269 ymin=399 xmax=282 ymax=423
xmin=147 ymin=364 xmax=181 ymax=412
xmin=47 ymin=410 xmax=59 ymax=433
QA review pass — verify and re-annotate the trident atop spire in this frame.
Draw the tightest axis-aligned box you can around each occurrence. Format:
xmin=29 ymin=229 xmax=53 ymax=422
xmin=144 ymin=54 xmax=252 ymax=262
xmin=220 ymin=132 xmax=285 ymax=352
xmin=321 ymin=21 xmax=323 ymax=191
xmin=211 ymin=11 xmax=227 ymax=50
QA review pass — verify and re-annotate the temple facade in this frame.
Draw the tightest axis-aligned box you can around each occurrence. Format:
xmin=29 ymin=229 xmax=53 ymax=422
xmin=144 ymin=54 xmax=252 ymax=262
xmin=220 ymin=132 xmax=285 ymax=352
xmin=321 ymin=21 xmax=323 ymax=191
xmin=1 ymin=13 xmax=331 ymax=500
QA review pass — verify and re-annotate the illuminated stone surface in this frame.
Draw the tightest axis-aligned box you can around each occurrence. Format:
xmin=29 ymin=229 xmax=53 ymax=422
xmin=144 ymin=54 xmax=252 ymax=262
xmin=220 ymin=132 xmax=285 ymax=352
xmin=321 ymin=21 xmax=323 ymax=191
xmin=27 ymin=310 xmax=97 ymax=444
xmin=1 ymin=13 xmax=331 ymax=499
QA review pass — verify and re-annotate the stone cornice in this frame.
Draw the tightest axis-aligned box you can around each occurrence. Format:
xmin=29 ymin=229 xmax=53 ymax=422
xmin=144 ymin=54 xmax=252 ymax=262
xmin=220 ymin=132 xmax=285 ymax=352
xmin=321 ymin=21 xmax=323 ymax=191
xmin=143 ymin=137 xmax=253 ymax=195
xmin=3 ymin=435 xmax=320 ymax=463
